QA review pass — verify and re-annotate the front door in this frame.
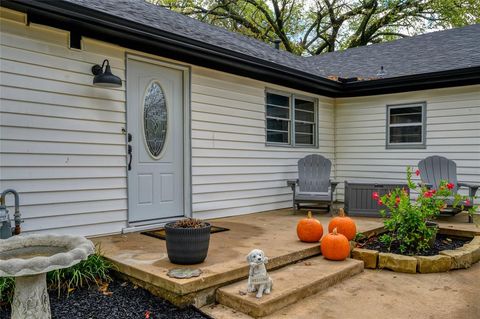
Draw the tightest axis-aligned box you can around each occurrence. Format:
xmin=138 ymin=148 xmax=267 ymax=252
xmin=127 ymin=58 xmax=185 ymax=222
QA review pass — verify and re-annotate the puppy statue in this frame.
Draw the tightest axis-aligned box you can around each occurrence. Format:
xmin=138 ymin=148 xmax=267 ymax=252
xmin=246 ymin=249 xmax=273 ymax=298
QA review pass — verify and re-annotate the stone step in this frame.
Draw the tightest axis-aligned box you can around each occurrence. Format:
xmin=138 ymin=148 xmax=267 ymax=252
xmin=216 ymin=257 xmax=364 ymax=318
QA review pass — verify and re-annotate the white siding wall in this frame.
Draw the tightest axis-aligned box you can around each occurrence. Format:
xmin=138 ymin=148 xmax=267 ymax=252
xmin=190 ymin=68 xmax=335 ymax=219
xmin=335 ymin=85 xmax=480 ymax=203
xmin=0 ymin=8 xmax=335 ymax=235
xmin=2 ymin=8 xmax=477 ymax=237
xmin=0 ymin=10 xmax=128 ymax=236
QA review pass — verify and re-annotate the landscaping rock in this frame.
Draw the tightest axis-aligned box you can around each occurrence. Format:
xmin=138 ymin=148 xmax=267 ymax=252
xmin=352 ymin=248 xmax=378 ymax=269
xmin=415 ymin=255 xmax=452 ymax=273
xmin=439 ymin=249 xmax=472 ymax=269
xmin=378 ymin=253 xmax=417 ymax=273
xmin=458 ymin=238 xmax=480 ymax=264
xmin=469 ymin=236 xmax=480 ymax=246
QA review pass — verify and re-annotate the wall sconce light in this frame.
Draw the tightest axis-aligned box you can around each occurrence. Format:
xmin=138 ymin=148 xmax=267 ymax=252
xmin=91 ymin=59 xmax=122 ymax=88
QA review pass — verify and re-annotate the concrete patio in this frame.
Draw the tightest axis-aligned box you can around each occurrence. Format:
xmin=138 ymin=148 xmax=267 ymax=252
xmin=93 ymin=208 xmax=479 ymax=317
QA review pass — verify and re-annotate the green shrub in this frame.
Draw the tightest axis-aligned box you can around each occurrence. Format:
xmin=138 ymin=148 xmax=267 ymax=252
xmin=47 ymin=245 xmax=116 ymax=297
xmin=373 ymin=166 xmax=477 ymax=255
xmin=0 ymin=277 xmax=15 ymax=305
xmin=0 ymin=244 xmax=116 ymax=305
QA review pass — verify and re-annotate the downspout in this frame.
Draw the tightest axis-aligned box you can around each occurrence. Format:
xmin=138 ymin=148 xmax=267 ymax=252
xmin=332 ymin=98 xmax=338 ymax=204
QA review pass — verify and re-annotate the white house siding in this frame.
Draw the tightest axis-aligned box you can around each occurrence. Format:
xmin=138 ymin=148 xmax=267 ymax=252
xmin=190 ymin=67 xmax=335 ymax=219
xmin=0 ymin=10 xmax=128 ymax=236
xmin=0 ymin=8 xmax=335 ymax=235
xmin=334 ymin=85 xmax=480 ymax=204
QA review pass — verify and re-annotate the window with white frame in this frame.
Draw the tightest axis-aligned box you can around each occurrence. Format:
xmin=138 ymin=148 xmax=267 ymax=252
xmin=387 ymin=102 xmax=426 ymax=148
xmin=265 ymin=91 xmax=317 ymax=147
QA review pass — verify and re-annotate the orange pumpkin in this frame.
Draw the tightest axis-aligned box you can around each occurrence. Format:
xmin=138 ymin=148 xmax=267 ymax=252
xmin=296 ymin=211 xmax=323 ymax=243
xmin=328 ymin=208 xmax=356 ymax=241
xmin=321 ymin=228 xmax=350 ymax=261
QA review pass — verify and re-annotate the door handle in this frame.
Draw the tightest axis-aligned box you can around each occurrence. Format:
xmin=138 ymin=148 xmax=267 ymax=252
xmin=127 ymin=144 xmax=133 ymax=171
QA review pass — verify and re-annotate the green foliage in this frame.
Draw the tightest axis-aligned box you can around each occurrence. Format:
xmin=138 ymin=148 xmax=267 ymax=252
xmin=47 ymin=245 xmax=116 ymax=297
xmin=149 ymin=0 xmax=480 ymax=56
xmin=0 ymin=277 xmax=15 ymax=305
xmin=354 ymin=232 xmax=366 ymax=242
xmin=375 ymin=166 xmax=477 ymax=255
xmin=0 ymin=245 xmax=116 ymax=306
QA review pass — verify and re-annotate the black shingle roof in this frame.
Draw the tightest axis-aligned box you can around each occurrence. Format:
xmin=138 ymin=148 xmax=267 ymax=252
xmin=64 ymin=0 xmax=309 ymax=73
xmin=62 ymin=0 xmax=480 ymax=80
xmin=305 ymin=24 xmax=480 ymax=79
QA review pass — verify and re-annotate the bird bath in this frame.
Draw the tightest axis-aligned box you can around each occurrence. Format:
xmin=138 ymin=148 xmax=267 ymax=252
xmin=0 ymin=234 xmax=94 ymax=319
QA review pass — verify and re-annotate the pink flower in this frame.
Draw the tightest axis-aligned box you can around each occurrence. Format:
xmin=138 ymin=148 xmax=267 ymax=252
xmin=447 ymin=183 xmax=454 ymax=190
xmin=415 ymin=169 xmax=420 ymax=176
xmin=466 ymin=199 xmax=471 ymax=206
xmin=145 ymin=311 xmax=151 ymax=319
xmin=372 ymin=192 xmax=379 ymax=200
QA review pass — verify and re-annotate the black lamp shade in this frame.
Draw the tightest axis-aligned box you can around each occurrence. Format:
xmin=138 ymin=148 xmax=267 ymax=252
xmin=92 ymin=60 xmax=122 ymax=88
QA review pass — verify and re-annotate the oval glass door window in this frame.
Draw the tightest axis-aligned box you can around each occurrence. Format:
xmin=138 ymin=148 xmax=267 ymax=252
xmin=143 ymin=82 xmax=167 ymax=158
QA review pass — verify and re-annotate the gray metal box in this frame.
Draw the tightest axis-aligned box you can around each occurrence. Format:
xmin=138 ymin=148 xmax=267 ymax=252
xmin=344 ymin=181 xmax=409 ymax=217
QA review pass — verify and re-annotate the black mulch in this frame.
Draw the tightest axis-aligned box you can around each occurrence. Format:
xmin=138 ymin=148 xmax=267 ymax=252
xmin=359 ymin=233 xmax=471 ymax=256
xmin=0 ymin=280 xmax=210 ymax=319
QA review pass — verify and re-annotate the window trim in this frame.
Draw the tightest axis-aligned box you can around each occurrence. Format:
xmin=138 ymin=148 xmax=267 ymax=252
xmin=265 ymin=89 xmax=318 ymax=148
xmin=386 ymin=102 xmax=427 ymax=149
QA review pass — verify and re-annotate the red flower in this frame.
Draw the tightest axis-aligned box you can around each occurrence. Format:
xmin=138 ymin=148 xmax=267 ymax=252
xmin=423 ymin=191 xmax=433 ymax=198
xmin=145 ymin=311 xmax=151 ymax=319
xmin=378 ymin=199 xmax=383 ymax=205
xmin=447 ymin=183 xmax=454 ymax=190
xmin=466 ymin=199 xmax=471 ymax=206
xmin=395 ymin=197 xmax=401 ymax=204
xmin=415 ymin=169 xmax=420 ymax=176
xmin=372 ymin=192 xmax=379 ymax=200
xmin=431 ymin=189 xmax=436 ymax=194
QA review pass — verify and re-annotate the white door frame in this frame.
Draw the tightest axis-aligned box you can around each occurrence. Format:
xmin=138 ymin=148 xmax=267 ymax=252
xmin=124 ymin=54 xmax=192 ymax=230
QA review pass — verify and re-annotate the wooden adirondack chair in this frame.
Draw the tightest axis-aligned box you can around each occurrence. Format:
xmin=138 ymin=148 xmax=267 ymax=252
xmin=287 ymin=154 xmax=338 ymax=214
xmin=418 ymin=155 xmax=478 ymax=223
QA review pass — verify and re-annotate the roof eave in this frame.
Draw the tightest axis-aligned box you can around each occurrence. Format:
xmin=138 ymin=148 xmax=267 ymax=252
xmin=2 ymin=1 xmax=479 ymax=98
xmin=1 ymin=0 xmax=343 ymax=97
xmin=341 ymin=66 xmax=480 ymax=97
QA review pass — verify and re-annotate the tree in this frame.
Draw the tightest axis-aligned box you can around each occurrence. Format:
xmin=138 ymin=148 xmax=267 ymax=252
xmin=150 ymin=0 xmax=480 ymax=56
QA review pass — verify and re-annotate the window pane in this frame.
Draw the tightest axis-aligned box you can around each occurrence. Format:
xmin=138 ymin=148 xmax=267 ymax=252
xmin=267 ymin=105 xmax=289 ymax=119
xmin=295 ymin=110 xmax=314 ymax=122
xmin=267 ymin=131 xmax=289 ymax=143
xmin=390 ymin=106 xmax=422 ymax=124
xmin=295 ymin=133 xmax=314 ymax=145
xmin=144 ymin=82 xmax=167 ymax=158
xmin=267 ymin=93 xmax=289 ymax=107
xmin=295 ymin=122 xmax=313 ymax=134
xmin=295 ymin=99 xmax=314 ymax=112
xmin=390 ymin=126 xmax=422 ymax=143
xmin=267 ymin=118 xmax=289 ymax=131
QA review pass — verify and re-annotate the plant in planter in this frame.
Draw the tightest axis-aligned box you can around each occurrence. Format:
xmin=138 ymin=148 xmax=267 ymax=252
xmin=165 ymin=218 xmax=211 ymax=265
xmin=373 ymin=167 xmax=477 ymax=255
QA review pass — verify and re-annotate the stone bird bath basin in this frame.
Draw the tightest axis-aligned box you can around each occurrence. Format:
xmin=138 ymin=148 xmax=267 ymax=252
xmin=0 ymin=234 xmax=94 ymax=319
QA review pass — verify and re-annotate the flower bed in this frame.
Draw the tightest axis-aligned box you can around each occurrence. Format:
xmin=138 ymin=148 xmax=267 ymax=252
xmin=352 ymin=231 xmax=480 ymax=273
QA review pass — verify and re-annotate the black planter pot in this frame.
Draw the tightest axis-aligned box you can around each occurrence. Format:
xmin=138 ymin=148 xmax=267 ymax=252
xmin=165 ymin=222 xmax=211 ymax=265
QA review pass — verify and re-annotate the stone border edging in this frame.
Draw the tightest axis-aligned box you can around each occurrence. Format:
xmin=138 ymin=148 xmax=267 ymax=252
xmin=351 ymin=235 xmax=480 ymax=273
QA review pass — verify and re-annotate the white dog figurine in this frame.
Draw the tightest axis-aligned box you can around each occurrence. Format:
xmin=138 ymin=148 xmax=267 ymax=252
xmin=246 ymin=249 xmax=273 ymax=298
